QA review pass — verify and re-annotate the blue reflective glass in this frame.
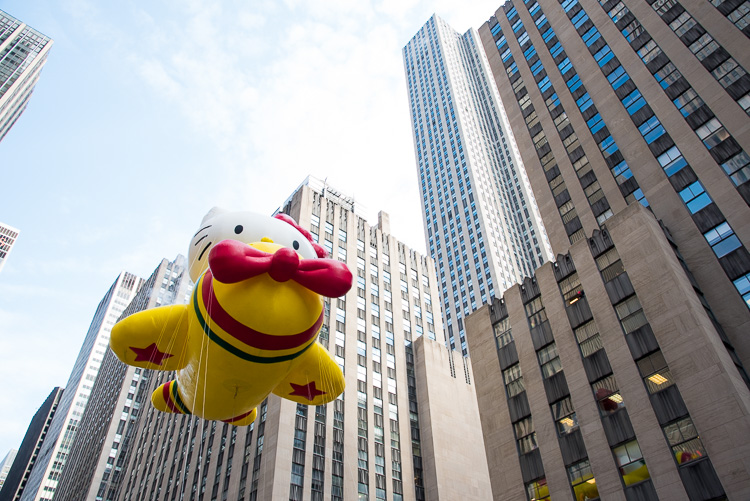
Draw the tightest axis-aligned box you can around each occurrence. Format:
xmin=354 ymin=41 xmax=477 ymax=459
xmin=524 ymin=45 xmax=537 ymax=59
xmin=622 ymin=90 xmax=641 ymax=108
xmin=664 ymin=157 xmax=687 ymax=177
xmin=626 ymin=97 xmax=646 ymax=115
xmin=502 ymin=48 xmax=513 ymax=61
xmin=613 ymin=161 xmax=632 ymax=178
xmin=590 ymin=119 xmax=606 ymax=135
xmin=530 ymin=60 xmax=544 ymax=75
xmin=586 ymin=113 xmax=602 ymax=128
xmin=576 ymin=93 xmax=593 ymax=112
xmin=567 ymin=74 xmax=582 ymax=92
xmin=604 ymin=142 xmax=619 ymax=155
xmin=686 ymin=192 xmax=711 ymax=213
xmin=550 ymin=41 xmax=564 ymax=57
xmin=536 ymin=14 xmax=549 ymax=28
xmin=529 ymin=2 xmax=541 ymax=14
xmin=507 ymin=7 xmax=518 ymax=19
xmin=572 ymin=10 xmax=589 ymax=28
xmin=594 ymin=46 xmax=614 ymax=67
xmin=558 ymin=57 xmax=573 ymax=74
xmin=713 ymin=235 xmax=741 ymax=257
xmin=491 ymin=24 xmax=503 ymax=36
xmin=496 ymin=35 xmax=507 ymax=49
xmin=644 ymin=125 xmax=665 ymax=144
xmin=547 ymin=93 xmax=560 ymax=108
xmin=513 ymin=19 xmax=524 ymax=32
xmin=508 ymin=62 xmax=518 ymax=75
xmin=542 ymin=27 xmax=555 ymax=42
xmin=538 ymin=76 xmax=552 ymax=92
xmin=582 ymin=26 xmax=601 ymax=46
xmin=562 ymin=0 xmax=579 ymax=12
xmin=599 ymin=135 xmax=615 ymax=151
xmin=611 ymin=71 xmax=630 ymax=89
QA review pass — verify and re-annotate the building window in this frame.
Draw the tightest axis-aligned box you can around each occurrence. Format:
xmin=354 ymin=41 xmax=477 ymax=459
xmin=552 ymin=397 xmax=578 ymax=435
xmin=525 ymin=297 xmax=547 ymax=329
xmin=636 ymin=351 xmax=675 ymax=393
xmin=514 ymin=417 xmax=538 ymax=454
xmin=733 ymin=272 xmax=750 ymax=308
xmin=493 ymin=317 xmax=513 ymax=349
xmin=574 ymin=320 xmax=602 ymax=357
xmin=525 ymin=477 xmax=550 ymax=501
xmin=615 ymin=296 xmax=649 ymax=334
xmin=593 ymin=375 xmax=625 ymax=414
xmin=664 ymin=417 xmax=706 ymax=464
xmin=503 ymin=364 xmax=525 ymax=397
xmin=568 ymin=459 xmax=599 ymax=500
xmin=613 ymin=440 xmax=650 ymax=486
xmin=679 ymin=181 xmax=712 ymax=213
xmin=537 ymin=343 xmax=562 ymax=378
xmin=703 ymin=222 xmax=741 ymax=257
xmin=595 ymin=248 xmax=624 ymax=282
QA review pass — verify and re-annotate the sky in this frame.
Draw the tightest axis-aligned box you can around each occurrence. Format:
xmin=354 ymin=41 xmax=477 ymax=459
xmin=0 ymin=0 xmax=503 ymax=457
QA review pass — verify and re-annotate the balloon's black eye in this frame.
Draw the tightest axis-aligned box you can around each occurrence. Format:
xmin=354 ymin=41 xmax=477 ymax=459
xmin=234 ymin=225 xmax=243 ymax=234
xmin=293 ymin=240 xmax=300 ymax=250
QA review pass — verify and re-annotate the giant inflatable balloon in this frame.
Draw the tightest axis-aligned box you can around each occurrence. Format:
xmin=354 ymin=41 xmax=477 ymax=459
xmin=110 ymin=208 xmax=352 ymax=425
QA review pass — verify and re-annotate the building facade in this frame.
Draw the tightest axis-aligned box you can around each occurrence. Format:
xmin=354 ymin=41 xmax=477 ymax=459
xmin=0 ymin=450 xmax=17 ymax=491
xmin=0 ymin=223 xmax=20 ymax=274
xmin=466 ymin=204 xmax=750 ymax=500
xmin=57 ymin=177 xmax=491 ymax=501
xmin=476 ymin=0 xmax=750 ymax=366
xmin=0 ymin=388 xmax=63 ymax=501
xmin=403 ymin=15 xmax=553 ymax=356
xmin=20 ymin=274 xmax=142 ymax=501
xmin=0 ymin=10 xmax=52 ymax=142
xmin=53 ymin=256 xmax=192 ymax=501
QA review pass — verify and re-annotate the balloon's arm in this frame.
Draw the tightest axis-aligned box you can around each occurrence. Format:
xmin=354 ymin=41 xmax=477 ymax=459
xmin=109 ymin=305 xmax=191 ymax=371
xmin=272 ymin=342 xmax=345 ymax=406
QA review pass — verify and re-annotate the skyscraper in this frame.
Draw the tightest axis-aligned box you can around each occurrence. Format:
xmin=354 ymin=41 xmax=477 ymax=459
xmin=53 ymin=255 xmax=192 ymax=501
xmin=0 ymin=10 xmax=52 ymax=142
xmin=57 ymin=177 xmax=491 ymax=501
xmin=20 ymin=274 xmax=142 ymax=501
xmin=403 ymin=15 xmax=553 ymax=356
xmin=477 ymin=0 xmax=750 ymax=364
xmin=0 ymin=449 xmax=17 ymax=491
xmin=460 ymin=0 xmax=750 ymax=499
xmin=0 ymin=388 xmax=63 ymax=501
xmin=0 ymin=223 xmax=20 ymax=274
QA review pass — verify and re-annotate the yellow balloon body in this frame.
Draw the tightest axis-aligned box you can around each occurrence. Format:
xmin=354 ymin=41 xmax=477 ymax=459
xmin=110 ymin=213 xmax=348 ymax=426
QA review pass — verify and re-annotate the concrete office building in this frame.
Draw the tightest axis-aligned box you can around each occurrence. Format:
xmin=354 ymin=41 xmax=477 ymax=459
xmin=477 ymin=0 xmax=750 ymax=367
xmin=57 ymin=177 xmax=491 ymax=501
xmin=20 ymin=274 xmax=142 ymax=501
xmin=467 ymin=205 xmax=750 ymax=500
xmin=53 ymin=256 xmax=192 ymax=501
xmin=403 ymin=15 xmax=553 ymax=356
xmin=0 ymin=223 xmax=20 ymax=274
xmin=0 ymin=388 xmax=63 ymax=501
xmin=462 ymin=1 xmax=750 ymax=499
xmin=0 ymin=10 xmax=52 ymax=142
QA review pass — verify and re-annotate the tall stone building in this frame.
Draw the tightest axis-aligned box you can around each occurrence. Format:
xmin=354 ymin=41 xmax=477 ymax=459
xmin=57 ymin=177 xmax=491 ymax=501
xmin=477 ymin=0 xmax=750 ymax=365
xmin=0 ymin=10 xmax=52 ymax=142
xmin=462 ymin=0 xmax=750 ymax=499
xmin=20 ymin=274 xmax=142 ymax=501
xmin=403 ymin=15 xmax=553 ymax=355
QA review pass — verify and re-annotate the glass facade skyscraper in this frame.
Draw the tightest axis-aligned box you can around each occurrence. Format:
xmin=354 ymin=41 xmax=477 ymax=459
xmin=403 ymin=15 xmax=552 ymax=356
xmin=0 ymin=10 xmax=52 ymax=142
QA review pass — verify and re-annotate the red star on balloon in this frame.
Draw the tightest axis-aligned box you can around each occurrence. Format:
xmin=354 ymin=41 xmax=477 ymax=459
xmin=129 ymin=343 xmax=173 ymax=365
xmin=289 ymin=381 xmax=326 ymax=401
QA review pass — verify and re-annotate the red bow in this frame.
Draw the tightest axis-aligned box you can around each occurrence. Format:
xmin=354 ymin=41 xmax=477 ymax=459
xmin=208 ymin=240 xmax=353 ymax=298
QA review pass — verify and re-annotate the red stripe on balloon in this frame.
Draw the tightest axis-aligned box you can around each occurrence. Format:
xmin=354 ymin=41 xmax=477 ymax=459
xmin=201 ymin=272 xmax=323 ymax=351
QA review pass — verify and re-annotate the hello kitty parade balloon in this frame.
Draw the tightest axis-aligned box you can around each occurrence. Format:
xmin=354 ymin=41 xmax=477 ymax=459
xmin=110 ymin=208 xmax=352 ymax=425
